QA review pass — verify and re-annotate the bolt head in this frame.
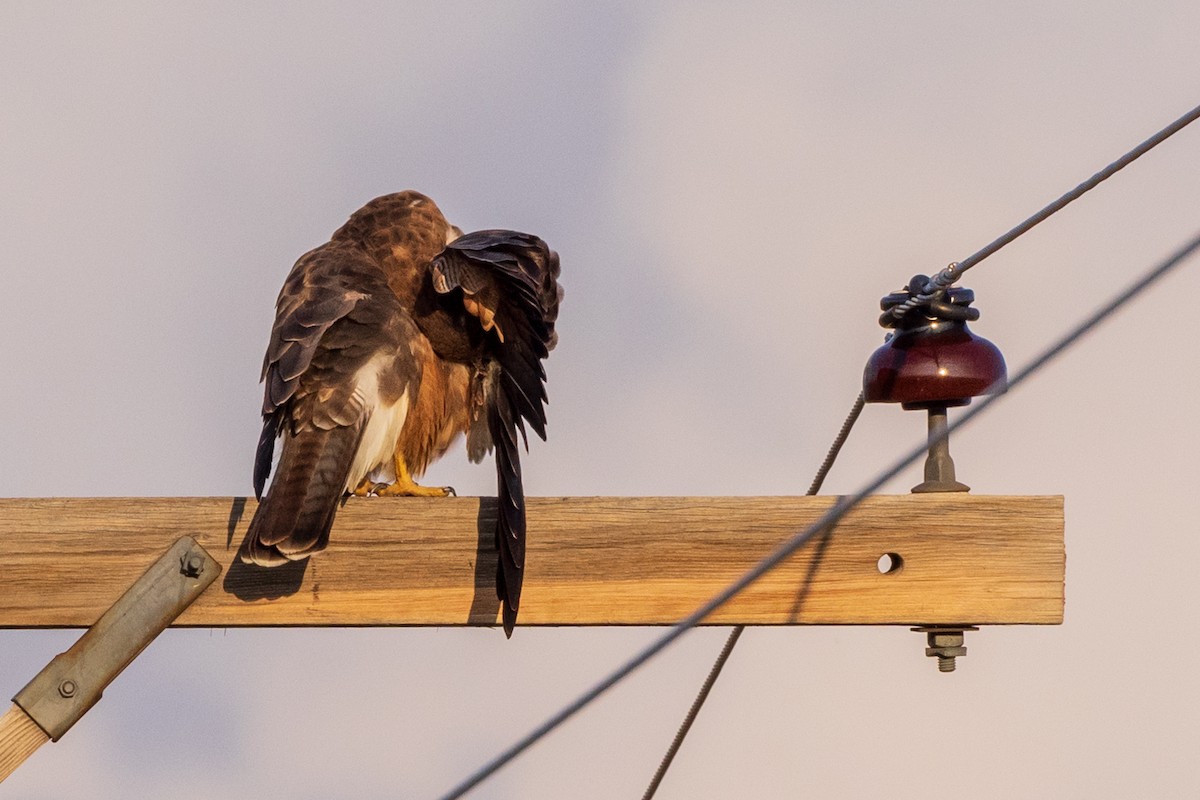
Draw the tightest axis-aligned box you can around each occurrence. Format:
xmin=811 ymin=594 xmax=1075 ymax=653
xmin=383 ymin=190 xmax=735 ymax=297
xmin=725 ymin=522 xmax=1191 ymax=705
xmin=181 ymin=553 xmax=204 ymax=578
xmin=58 ymin=679 xmax=77 ymax=698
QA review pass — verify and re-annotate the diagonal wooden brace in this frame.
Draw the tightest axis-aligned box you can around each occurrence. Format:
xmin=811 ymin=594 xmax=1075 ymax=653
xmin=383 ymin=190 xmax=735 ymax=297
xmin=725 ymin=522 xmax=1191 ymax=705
xmin=0 ymin=536 xmax=219 ymax=782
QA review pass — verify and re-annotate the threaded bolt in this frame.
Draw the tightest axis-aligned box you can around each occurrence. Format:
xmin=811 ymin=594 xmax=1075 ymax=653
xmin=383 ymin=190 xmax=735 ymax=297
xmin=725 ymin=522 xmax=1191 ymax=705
xmin=912 ymin=626 xmax=977 ymax=674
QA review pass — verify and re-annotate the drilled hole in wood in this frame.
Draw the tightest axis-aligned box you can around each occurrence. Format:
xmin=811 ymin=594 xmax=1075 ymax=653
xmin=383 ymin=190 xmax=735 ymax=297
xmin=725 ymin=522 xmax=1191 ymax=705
xmin=877 ymin=552 xmax=903 ymax=574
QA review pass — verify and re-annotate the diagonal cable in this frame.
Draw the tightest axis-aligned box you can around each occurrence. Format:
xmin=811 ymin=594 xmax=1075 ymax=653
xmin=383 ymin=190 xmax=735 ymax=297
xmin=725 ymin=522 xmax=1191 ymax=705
xmin=436 ymin=230 xmax=1200 ymax=800
xmin=640 ymin=392 xmax=865 ymax=800
xmin=885 ymin=102 xmax=1200 ymax=324
xmin=440 ymin=99 xmax=1200 ymax=799
xmin=635 ymin=99 xmax=1200 ymax=799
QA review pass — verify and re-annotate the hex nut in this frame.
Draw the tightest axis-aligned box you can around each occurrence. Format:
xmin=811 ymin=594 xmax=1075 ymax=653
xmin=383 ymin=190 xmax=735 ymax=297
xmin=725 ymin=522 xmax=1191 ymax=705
xmin=925 ymin=646 xmax=967 ymax=658
xmin=927 ymin=633 xmax=965 ymax=649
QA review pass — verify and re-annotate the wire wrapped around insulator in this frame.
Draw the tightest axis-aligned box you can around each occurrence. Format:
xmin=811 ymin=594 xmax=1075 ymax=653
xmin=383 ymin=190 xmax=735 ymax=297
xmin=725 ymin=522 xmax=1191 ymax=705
xmin=879 ymin=271 xmax=980 ymax=328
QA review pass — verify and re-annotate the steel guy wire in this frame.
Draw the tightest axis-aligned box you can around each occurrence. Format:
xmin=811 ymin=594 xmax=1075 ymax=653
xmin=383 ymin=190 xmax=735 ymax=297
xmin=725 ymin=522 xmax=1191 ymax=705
xmin=436 ymin=230 xmax=1200 ymax=800
xmin=640 ymin=625 xmax=744 ymax=800
xmin=441 ymin=98 xmax=1200 ymax=800
xmin=806 ymin=392 xmax=867 ymax=498
xmin=638 ymin=98 xmax=1200 ymax=799
xmin=641 ymin=391 xmax=866 ymax=800
xmin=885 ymin=102 xmax=1200 ymax=325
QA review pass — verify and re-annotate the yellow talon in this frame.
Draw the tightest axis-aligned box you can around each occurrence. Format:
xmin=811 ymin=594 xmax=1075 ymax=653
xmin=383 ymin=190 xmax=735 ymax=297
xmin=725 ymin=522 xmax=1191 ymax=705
xmin=370 ymin=452 xmax=455 ymax=497
xmin=374 ymin=482 xmax=455 ymax=498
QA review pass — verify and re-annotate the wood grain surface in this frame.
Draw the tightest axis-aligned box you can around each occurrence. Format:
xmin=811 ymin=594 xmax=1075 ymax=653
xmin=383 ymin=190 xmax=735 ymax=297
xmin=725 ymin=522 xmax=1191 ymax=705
xmin=0 ymin=705 xmax=49 ymax=783
xmin=0 ymin=495 xmax=1064 ymax=627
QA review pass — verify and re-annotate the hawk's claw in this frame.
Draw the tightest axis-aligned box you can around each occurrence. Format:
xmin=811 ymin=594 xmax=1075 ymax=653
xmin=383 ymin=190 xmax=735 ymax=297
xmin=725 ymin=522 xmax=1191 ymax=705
xmin=372 ymin=481 xmax=455 ymax=497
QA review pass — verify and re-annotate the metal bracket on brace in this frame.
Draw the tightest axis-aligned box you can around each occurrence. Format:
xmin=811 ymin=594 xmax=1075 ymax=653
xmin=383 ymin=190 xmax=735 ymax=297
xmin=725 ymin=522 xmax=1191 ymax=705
xmin=12 ymin=536 xmax=220 ymax=741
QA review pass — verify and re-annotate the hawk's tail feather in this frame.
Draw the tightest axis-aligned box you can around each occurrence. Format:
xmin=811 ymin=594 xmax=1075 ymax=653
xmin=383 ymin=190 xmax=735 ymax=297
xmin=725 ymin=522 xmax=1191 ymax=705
xmin=489 ymin=389 xmax=525 ymax=638
xmin=241 ymin=421 xmax=364 ymax=566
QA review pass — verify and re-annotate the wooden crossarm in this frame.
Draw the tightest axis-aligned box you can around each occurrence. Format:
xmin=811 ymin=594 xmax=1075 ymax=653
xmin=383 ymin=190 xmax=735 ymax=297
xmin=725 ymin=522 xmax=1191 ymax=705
xmin=0 ymin=495 xmax=1063 ymax=627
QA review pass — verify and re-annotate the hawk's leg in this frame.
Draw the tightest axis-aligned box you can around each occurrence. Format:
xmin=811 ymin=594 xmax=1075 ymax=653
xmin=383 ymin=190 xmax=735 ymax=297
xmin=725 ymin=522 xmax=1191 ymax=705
xmin=351 ymin=478 xmax=377 ymax=497
xmin=373 ymin=453 xmax=456 ymax=497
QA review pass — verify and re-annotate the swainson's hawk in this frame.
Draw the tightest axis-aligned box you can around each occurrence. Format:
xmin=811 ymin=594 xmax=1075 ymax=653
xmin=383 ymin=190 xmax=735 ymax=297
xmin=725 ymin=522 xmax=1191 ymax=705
xmin=241 ymin=191 xmax=561 ymax=635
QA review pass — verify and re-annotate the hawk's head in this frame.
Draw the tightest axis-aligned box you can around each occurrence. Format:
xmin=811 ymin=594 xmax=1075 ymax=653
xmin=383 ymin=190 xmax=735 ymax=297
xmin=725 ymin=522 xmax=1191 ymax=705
xmin=332 ymin=190 xmax=458 ymax=303
xmin=333 ymin=190 xmax=454 ymax=253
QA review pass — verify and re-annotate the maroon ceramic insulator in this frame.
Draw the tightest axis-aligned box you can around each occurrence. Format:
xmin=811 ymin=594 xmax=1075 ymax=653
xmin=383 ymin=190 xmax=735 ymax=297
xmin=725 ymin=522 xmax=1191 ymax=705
xmin=863 ymin=278 xmax=1007 ymax=493
xmin=862 ymin=320 xmax=1007 ymax=410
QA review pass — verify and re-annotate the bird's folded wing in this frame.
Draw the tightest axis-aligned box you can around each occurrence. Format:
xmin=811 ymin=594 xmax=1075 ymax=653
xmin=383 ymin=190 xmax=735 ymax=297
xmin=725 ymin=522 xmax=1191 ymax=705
xmin=431 ymin=230 xmax=562 ymax=632
xmin=255 ymin=242 xmax=397 ymax=498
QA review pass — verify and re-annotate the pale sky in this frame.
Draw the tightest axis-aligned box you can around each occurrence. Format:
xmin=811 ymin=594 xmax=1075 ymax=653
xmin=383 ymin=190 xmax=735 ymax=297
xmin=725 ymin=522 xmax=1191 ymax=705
xmin=3 ymin=2 xmax=1200 ymax=798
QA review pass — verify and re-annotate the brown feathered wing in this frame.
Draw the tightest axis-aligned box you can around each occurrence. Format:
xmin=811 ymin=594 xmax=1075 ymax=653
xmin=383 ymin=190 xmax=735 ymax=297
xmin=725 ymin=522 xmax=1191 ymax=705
xmin=244 ymin=241 xmax=413 ymax=565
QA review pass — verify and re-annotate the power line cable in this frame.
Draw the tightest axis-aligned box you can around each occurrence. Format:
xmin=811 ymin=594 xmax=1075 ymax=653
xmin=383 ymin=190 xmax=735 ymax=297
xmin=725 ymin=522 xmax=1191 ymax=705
xmin=885 ymin=102 xmax=1200 ymax=325
xmin=640 ymin=392 xmax=865 ymax=800
xmin=439 ymin=99 xmax=1200 ymax=799
xmin=807 ymin=393 xmax=867 ymax=498
xmin=637 ymin=100 xmax=1200 ymax=798
xmin=639 ymin=626 xmax=742 ymax=800
xmin=436 ymin=229 xmax=1200 ymax=800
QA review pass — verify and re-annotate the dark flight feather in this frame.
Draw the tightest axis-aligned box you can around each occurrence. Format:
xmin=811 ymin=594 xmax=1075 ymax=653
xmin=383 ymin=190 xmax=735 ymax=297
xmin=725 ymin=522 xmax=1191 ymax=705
xmin=431 ymin=230 xmax=561 ymax=635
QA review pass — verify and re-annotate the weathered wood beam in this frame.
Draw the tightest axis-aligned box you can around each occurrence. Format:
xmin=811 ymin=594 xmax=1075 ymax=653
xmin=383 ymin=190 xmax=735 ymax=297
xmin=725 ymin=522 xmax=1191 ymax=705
xmin=0 ymin=705 xmax=48 ymax=782
xmin=0 ymin=495 xmax=1063 ymax=627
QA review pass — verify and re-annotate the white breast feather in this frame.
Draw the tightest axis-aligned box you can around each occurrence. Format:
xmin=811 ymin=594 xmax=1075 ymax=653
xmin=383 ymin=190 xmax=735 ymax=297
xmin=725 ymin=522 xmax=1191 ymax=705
xmin=344 ymin=356 xmax=409 ymax=492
